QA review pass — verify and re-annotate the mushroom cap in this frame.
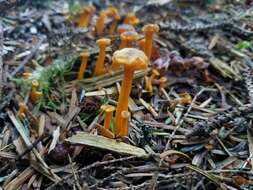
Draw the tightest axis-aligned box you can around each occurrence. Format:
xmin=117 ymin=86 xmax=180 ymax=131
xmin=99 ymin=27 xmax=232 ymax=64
xmin=31 ymin=80 xmax=39 ymax=87
xmin=152 ymin=69 xmax=160 ymax=77
xmin=120 ymin=31 xmax=138 ymax=41
xmin=101 ymin=104 xmax=115 ymax=112
xmin=83 ymin=5 xmax=96 ymax=13
xmin=117 ymin=24 xmax=135 ymax=34
xmin=112 ymin=48 xmax=149 ymax=70
xmin=96 ymin=38 xmax=111 ymax=46
xmin=105 ymin=6 xmax=120 ymax=20
xmin=142 ymin=24 xmax=159 ymax=34
xmin=125 ymin=13 xmax=139 ymax=25
xmin=80 ymin=52 xmax=90 ymax=58
xmin=19 ymin=102 xmax=26 ymax=108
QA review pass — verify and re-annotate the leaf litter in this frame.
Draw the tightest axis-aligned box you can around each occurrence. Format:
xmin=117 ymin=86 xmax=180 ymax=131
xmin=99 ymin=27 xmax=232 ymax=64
xmin=0 ymin=0 xmax=253 ymax=189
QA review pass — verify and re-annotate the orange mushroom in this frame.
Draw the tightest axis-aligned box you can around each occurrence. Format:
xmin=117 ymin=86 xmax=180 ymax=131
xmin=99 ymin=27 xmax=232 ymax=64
xmin=77 ymin=52 xmax=90 ymax=80
xmin=111 ymin=31 xmax=138 ymax=71
xmin=112 ymin=48 xmax=148 ymax=137
xmin=105 ymin=6 xmax=120 ymax=35
xmin=118 ymin=110 xmax=130 ymax=137
xmin=78 ymin=5 xmax=96 ymax=28
xmin=101 ymin=104 xmax=115 ymax=130
xmin=17 ymin=102 xmax=27 ymax=120
xmin=119 ymin=31 xmax=138 ymax=49
xmin=93 ymin=38 xmax=111 ymax=76
xmin=142 ymin=24 xmax=159 ymax=59
xmin=95 ymin=11 xmax=106 ymax=36
xmin=117 ymin=24 xmax=135 ymax=35
xmin=124 ymin=13 xmax=139 ymax=26
xmin=30 ymin=80 xmax=42 ymax=103
xmin=145 ymin=69 xmax=160 ymax=94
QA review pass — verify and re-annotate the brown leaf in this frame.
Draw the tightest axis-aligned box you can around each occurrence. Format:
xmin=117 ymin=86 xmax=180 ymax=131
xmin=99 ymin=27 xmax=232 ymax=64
xmin=232 ymin=175 xmax=249 ymax=187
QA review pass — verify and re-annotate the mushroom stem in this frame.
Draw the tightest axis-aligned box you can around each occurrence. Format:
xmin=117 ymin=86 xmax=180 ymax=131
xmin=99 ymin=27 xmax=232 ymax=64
xmin=119 ymin=38 xmax=128 ymax=49
xmin=108 ymin=20 xmax=118 ymax=35
xmin=144 ymin=76 xmax=151 ymax=92
xmin=78 ymin=5 xmax=95 ymax=28
xmin=18 ymin=103 xmax=27 ymax=120
xmin=145 ymin=69 xmax=159 ymax=94
xmin=101 ymin=105 xmax=115 ymax=130
xmin=94 ymin=38 xmax=111 ymax=76
xmin=78 ymin=13 xmax=89 ymax=27
xmin=77 ymin=53 xmax=90 ymax=80
xmin=94 ymin=47 xmax=106 ymax=75
xmin=95 ymin=13 xmax=106 ymax=35
xmin=115 ymin=68 xmax=134 ymax=135
xmin=144 ymin=33 xmax=153 ymax=59
xmin=138 ymin=38 xmax=146 ymax=52
xmin=104 ymin=110 xmax=113 ymax=130
xmin=119 ymin=110 xmax=130 ymax=137
xmin=142 ymin=24 xmax=159 ymax=59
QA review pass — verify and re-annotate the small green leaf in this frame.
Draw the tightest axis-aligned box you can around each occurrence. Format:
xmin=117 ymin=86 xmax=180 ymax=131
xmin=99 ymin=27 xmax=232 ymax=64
xmin=235 ymin=41 xmax=251 ymax=50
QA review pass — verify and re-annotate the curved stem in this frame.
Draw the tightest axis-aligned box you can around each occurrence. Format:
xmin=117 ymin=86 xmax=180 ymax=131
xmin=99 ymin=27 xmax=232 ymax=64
xmin=77 ymin=56 xmax=88 ymax=80
xmin=119 ymin=110 xmax=130 ymax=137
xmin=144 ymin=33 xmax=153 ymax=59
xmin=96 ymin=15 xmax=105 ymax=35
xmin=115 ymin=68 xmax=134 ymax=136
xmin=94 ymin=47 xmax=106 ymax=76
xmin=119 ymin=39 xmax=127 ymax=49
xmin=104 ymin=110 xmax=113 ymax=130
xmin=108 ymin=20 xmax=118 ymax=35
xmin=78 ymin=13 xmax=90 ymax=27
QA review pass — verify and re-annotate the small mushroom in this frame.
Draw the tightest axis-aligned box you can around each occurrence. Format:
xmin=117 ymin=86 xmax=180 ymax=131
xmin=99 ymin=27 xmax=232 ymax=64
xmin=94 ymin=38 xmax=111 ymax=76
xmin=30 ymin=80 xmax=42 ymax=103
xmin=112 ymin=48 xmax=148 ymax=137
xmin=78 ymin=5 xmax=96 ymax=28
xmin=145 ymin=69 xmax=160 ymax=94
xmin=95 ymin=11 xmax=106 ymax=36
xmin=17 ymin=102 xmax=27 ymax=120
xmin=117 ymin=24 xmax=135 ymax=35
xmin=119 ymin=31 xmax=138 ymax=49
xmin=77 ymin=52 xmax=90 ymax=80
xmin=101 ymin=104 xmax=115 ymax=130
xmin=124 ymin=13 xmax=139 ymax=26
xmin=118 ymin=110 xmax=130 ymax=137
xmin=142 ymin=24 xmax=159 ymax=59
xmin=105 ymin=6 xmax=120 ymax=35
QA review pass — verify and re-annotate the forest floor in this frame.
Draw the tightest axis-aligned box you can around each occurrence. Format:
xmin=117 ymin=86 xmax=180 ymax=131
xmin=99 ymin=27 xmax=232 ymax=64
xmin=1 ymin=0 xmax=253 ymax=189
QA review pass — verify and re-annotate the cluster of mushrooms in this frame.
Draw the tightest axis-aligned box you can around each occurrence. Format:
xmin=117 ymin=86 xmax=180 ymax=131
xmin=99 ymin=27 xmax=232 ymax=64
xmin=18 ymin=5 xmax=166 ymax=139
